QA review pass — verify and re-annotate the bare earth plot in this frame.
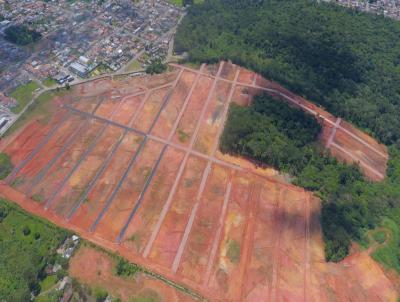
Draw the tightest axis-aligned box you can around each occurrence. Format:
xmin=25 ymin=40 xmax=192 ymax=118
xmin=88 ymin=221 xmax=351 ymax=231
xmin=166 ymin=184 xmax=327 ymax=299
xmin=0 ymin=62 xmax=396 ymax=301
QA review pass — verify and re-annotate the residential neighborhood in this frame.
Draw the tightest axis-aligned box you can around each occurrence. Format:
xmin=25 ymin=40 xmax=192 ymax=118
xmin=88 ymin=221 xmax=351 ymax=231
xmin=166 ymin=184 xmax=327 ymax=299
xmin=0 ymin=0 xmax=184 ymax=136
xmin=323 ymin=0 xmax=400 ymax=19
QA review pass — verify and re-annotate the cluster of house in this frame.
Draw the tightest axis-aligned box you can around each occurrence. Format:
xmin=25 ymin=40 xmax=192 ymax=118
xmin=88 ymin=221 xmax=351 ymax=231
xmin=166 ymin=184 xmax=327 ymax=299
xmin=0 ymin=93 xmax=17 ymax=136
xmin=0 ymin=0 xmax=183 ymax=95
xmin=323 ymin=0 xmax=400 ymax=19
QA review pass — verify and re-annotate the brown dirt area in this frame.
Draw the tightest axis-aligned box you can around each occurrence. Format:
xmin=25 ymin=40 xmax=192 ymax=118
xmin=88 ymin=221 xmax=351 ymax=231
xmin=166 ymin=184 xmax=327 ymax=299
xmin=0 ymin=61 xmax=396 ymax=301
xmin=69 ymin=245 xmax=197 ymax=302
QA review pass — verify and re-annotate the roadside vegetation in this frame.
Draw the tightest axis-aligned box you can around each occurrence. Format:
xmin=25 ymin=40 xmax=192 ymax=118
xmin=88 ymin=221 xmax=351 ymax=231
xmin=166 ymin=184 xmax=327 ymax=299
xmin=0 ymin=153 xmax=13 ymax=180
xmin=42 ymin=78 xmax=58 ymax=88
xmin=9 ymin=81 xmax=41 ymax=114
xmin=145 ymin=59 xmax=167 ymax=75
xmin=4 ymin=88 xmax=67 ymax=138
xmin=177 ymin=0 xmax=400 ymax=266
xmin=0 ymin=199 xmax=69 ymax=301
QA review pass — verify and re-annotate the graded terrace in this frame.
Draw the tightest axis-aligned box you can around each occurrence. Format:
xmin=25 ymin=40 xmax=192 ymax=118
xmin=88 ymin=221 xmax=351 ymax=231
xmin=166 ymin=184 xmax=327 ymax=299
xmin=0 ymin=62 xmax=395 ymax=301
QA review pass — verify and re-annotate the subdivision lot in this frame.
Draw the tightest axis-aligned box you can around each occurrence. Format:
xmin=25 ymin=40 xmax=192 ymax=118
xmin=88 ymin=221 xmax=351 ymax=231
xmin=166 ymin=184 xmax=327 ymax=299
xmin=132 ymin=87 xmax=171 ymax=133
xmin=69 ymin=132 xmax=144 ymax=231
xmin=29 ymin=119 xmax=104 ymax=204
xmin=151 ymin=71 xmax=197 ymax=139
xmin=148 ymin=155 xmax=208 ymax=268
xmin=95 ymin=139 xmax=164 ymax=241
xmin=13 ymin=114 xmax=86 ymax=192
xmin=194 ymin=79 xmax=232 ymax=155
xmin=121 ymin=146 xmax=186 ymax=254
xmin=51 ymin=125 xmax=124 ymax=217
xmin=0 ymin=62 xmax=396 ymax=302
xmin=4 ymin=110 xmax=66 ymax=165
xmin=172 ymin=76 xmax=213 ymax=146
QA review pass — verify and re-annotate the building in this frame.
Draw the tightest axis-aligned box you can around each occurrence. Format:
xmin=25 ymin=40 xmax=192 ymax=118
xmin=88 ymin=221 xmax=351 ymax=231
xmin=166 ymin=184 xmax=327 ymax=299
xmin=69 ymin=61 xmax=89 ymax=78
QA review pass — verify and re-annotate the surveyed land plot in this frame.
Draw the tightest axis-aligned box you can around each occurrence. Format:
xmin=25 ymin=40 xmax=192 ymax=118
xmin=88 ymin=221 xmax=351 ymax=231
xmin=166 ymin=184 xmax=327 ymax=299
xmin=151 ymin=71 xmax=197 ymax=139
xmin=172 ymin=76 xmax=213 ymax=146
xmin=121 ymin=146 xmax=186 ymax=254
xmin=95 ymin=139 xmax=165 ymax=241
xmin=11 ymin=114 xmax=85 ymax=192
xmin=193 ymin=80 xmax=232 ymax=155
xmin=29 ymin=119 xmax=104 ymax=204
xmin=69 ymin=132 xmax=144 ymax=231
xmin=1 ymin=62 xmax=396 ymax=302
xmin=51 ymin=125 xmax=124 ymax=217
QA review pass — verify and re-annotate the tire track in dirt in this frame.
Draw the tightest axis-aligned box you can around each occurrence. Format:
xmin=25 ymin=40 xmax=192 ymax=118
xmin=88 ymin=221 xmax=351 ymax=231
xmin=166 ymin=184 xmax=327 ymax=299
xmin=90 ymin=69 xmax=184 ymax=233
xmin=169 ymin=62 xmax=225 ymax=273
xmin=142 ymin=64 xmax=208 ymax=259
xmin=44 ymin=92 xmax=133 ymax=210
xmin=270 ymin=188 xmax=285 ymax=302
xmin=5 ymin=111 xmax=70 ymax=184
xmin=66 ymin=90 xmax=151 ymax=221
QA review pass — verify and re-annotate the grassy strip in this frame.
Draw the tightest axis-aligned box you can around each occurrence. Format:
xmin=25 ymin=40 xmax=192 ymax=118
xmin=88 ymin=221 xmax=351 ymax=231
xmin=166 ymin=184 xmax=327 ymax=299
xmin=42 ymin=78 xmax=57 ymax=88
xmin=9 ymin=81 xmax=41 ymax=114
xmin=3 ymin=88 xmax=67 ymax=138
xmin=0 ymin=153 xmax=13 ymax=180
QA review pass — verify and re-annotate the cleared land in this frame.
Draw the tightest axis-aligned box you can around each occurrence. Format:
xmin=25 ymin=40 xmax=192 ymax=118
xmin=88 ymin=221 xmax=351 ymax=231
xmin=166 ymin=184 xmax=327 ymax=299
xmin=0 ymin=62 xmax=395 ymax=301
xmin=69 ymin=245 xmax=197 ymax=302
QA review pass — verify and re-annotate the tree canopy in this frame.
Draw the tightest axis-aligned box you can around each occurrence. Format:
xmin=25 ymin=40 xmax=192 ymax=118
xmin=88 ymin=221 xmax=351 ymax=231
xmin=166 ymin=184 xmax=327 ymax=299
xmin=176 ymin=0 xmax=400 ymax=147
xmin=4 ymin=25 xmax=42 ymax=46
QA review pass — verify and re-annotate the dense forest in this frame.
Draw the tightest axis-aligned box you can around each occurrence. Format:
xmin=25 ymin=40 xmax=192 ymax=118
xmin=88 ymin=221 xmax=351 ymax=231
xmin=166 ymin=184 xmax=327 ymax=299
xmin=176 ymin=0 xmax=400 ymax=263
xmin=175 ymin=0 xmax=400 ymax=147
xmin=4 ymin=25 xmax=42 ymax=46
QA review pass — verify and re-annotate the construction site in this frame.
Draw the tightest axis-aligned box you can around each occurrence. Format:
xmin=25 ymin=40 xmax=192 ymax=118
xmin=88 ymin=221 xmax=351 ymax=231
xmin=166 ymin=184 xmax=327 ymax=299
xmin=0 ymin=61 xmax=396 ymax=301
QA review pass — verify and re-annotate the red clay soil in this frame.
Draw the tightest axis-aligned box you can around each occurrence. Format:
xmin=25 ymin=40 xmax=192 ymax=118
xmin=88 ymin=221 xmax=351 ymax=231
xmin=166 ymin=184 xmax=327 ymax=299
xmin=151 ymin=71 xmax=197 ymax=139
xmin=147 ymin=155 xmax=208 ymax=269
xmin=121 ymin=146 xmax=186 ymax=255
xmin=95 ymin=139 xmax=164 ymax=241
xmin=29 ymin=119 xmax=104 ymax=203
xmin=172 ymin=76 xmax=213 ymax=147
xmin=69 ymin=132 xmax=144 ymax=231
xmin=193 ymin=80 xmax=232 ymax=155
xmin=51 ymin=126 xmax=124 ymax=217
xmin=69 ymin=246 xmax=197 ymax=302
xmin=14 ymin=114 xmax=86 ymax=192
xmin=0 ymin=62 xmax=396 ymax=302
xmin=132 ymin=87 xmax=171 ymax=133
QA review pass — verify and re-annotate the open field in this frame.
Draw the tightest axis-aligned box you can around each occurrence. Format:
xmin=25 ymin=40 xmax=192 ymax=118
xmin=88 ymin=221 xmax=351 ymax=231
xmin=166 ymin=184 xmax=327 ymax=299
xmin=9 ymin=81 xmax=41 ymax=114
xmin=0 ymin=62 xmax=395 ymax=301
xmin=69 ymin=245 xmax=197 ymax=302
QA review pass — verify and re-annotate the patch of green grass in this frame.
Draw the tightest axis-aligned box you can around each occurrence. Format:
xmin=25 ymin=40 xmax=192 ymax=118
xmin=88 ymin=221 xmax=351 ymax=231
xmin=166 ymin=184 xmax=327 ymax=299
xmin=372 ymin=218 xmax=400 ymax=273
xmin=9 ymin=81 xmax=41 ymax=113
xmin=130 ymin=289 xmax=161 ymax=302
xmin=39 ymin=275 xmax=58 ymax=292
xmin=3 ymin=89 xmax=65 ymax=137
xmin=32 ymin=193 xmax=45 ymax=203
xmin=42 ymin=78 xmax=57 ymax=88
xmin=168 ymin=0 xmax=183 ymax=6
xmin=0 ymin=153 xmax=13 ymax=180
xmin=226 ymin=239 xmax=240 ymax=264
xmin=177 ymin=129 xmax=189 ymax=143
xmin=125 ymin=59 xmax=142 ymax=72
xmin=373 ymin=230 xmax=387 ymax=245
